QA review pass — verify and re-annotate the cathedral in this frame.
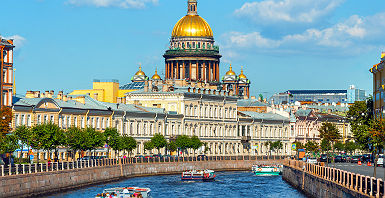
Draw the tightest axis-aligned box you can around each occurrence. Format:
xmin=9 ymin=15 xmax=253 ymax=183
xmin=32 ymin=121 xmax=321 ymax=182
xmin=132 ymin=0 xmax=251 ymax=98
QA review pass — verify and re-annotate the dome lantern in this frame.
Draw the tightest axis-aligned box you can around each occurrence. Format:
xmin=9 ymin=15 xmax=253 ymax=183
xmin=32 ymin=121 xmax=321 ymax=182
xmin=151 ymin=68 xmax=162 ymax=80
xmin=238 ymin=67 xmax=247 ymax=79
xmin=187 ymin=0 xmax=198 ymax=16
xmin=225 ymin=65 xmax=236 ymax=76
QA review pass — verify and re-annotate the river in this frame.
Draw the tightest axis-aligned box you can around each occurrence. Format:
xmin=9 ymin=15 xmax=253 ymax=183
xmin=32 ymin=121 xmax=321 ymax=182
xmin=47 ymin=171 xmax=305 ymax=198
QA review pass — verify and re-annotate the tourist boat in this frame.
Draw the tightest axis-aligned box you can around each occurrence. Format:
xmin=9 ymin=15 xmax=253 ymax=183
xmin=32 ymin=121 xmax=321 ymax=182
xmin=95 ymin=187 xmax=151 ymax=198
xmin=181 ymin=170 xmax=216 ymax=181
xmin=252 ymin=165 xmax=282 ymax=176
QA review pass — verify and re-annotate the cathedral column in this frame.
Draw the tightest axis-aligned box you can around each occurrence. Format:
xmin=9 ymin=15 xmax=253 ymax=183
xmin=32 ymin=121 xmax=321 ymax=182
xmin=189 ymin=61 xmax=192 ymax=80
xmin=216 ymin=62 xmax=219 ymax=81
xmin=171 ymin=61 xmax=174 ymax=79
xmin=196 ymin=61 xmax=199 ymax=81
xmin=176 ymin=61 xmax=180 ymax=79
xmin=213 ymin=62 xmax=216 ymax=81
xmin=208 ymin=62 xmax=211 ymax=81
xmin=202 ymin=61 xmax=206 ymax=82
xmin=182 ymin=61 xmax=185 ymax=79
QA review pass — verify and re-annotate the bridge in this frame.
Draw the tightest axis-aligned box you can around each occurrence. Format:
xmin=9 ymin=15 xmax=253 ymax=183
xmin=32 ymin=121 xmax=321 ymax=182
xmin=0 ymin=155 xmax=286 ymax=198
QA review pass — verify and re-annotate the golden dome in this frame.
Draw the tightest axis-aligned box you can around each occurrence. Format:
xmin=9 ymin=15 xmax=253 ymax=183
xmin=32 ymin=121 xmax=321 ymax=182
xmin=135 ymin=66 xmax=146 ymax=76
xmin=172 ymin=15 xmax=213 ymax=37
xmin=225 ymin=65 xmax=236 ymax=76
xmin=239 ymin=67 xmax=247 ymax=79
xmin=151 ymin=69 xmax=161 ymax=80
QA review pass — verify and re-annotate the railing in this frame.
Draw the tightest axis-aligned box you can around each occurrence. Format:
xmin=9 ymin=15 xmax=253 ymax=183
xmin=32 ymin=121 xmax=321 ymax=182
xmin=1 ymin=155 xmax=288 ymax=177
xmin=285 ymin=160 xmax=384 ymax=197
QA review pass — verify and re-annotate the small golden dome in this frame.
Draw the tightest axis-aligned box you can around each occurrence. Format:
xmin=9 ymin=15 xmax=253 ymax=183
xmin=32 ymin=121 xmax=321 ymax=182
xmin=151 ymin=69 xmax=161 ymax=80
xmin=172 ymin=15 xmax=213 ymax=37
xmin=239 ymin=67 xmax=247 ymax=79
xmin=135 ymin=66 xmax=146 ymax=76
xmin=225 ymin=65 xmax=236 ymax=76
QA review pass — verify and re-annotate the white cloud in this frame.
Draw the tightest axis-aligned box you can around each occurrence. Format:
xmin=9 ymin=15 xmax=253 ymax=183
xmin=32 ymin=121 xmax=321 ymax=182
xmin=234 ymin=0 xmax=344 ymax=24
xmin=222 ymin=13 xmax=385 ymax=56
xmin=66 ymin=0 xmax=158 ymax=9
xmin=4 ymin=35 xmax=27 ymax=48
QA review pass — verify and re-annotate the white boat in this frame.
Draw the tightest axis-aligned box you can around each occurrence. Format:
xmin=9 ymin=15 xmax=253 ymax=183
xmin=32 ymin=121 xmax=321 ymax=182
xmin=181 ymin=170 xmax=216 ymax=181
xmin=95 ymin=187 xmax=151 ymax=198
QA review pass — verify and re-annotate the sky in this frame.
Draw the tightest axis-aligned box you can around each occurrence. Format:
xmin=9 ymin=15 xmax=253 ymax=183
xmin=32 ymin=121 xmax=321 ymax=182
xmin=2 ymin=0 xmax=384 ymax=98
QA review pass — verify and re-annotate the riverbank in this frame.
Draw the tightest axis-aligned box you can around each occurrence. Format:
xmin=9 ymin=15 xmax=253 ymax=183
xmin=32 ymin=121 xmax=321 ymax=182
xmin=0 ymin=158 xmax=284 ymax=198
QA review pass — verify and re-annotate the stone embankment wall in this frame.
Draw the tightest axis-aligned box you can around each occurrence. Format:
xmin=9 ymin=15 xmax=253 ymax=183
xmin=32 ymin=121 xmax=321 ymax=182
xmin=0 ymin=159 xmax=281 ymax=198
xmin=282 ymin=160 xmax=373 ymax=198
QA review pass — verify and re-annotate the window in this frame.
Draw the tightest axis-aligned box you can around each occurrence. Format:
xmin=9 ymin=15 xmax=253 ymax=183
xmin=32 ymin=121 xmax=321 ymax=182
xmin=101 ymin=118 xmax=105 ymax=129
xmin=21 ymin=114 xmax=25 ymax=125
xmin=27 ymin=115 xmax=31 ymax=127
xmin=15 ymin=114 xmax=19 ymax=127
xmin=44 ymin=115 xmax=48 ymax=123
xmin=37 ymin=115 xmax=41 ymax=124
xmin=81 ymin=117 xmax=85 ymax=128
xmin=50 ymin=115 xmax=54 ymax=123
xmin=63 ymin=116 xmax=67 ymax=128
xmin=91 ymin=118 xmax=95 ymax=128
xmin=74 ymin=117 xmax=78 ymax=127
xmin=106 ymin=118 xmax=110 ymax=128
xmin=96 ymin=118 xmax=100 ymax=129
xmin=68 ymin=116 xmax=71 ymax=127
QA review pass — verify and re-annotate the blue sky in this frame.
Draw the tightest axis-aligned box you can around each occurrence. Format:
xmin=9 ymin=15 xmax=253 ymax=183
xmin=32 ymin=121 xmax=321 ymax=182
xmin=2 ymin=0 xmax=384 ymax=98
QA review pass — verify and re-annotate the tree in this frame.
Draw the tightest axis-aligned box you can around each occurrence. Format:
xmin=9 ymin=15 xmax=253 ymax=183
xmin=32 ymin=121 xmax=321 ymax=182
xmin=264 ymin=141 xmax=273 ymax=155
xmin=369 ymin=119 xmax=385 ymax=177
xmin=122 ymin=135 xmax=137 ymax=157
xmin=0 ymin=134 xmax=20 ymax=165
xmin=167 ymin=141 xmax=177 ymax=155
xmin=108 ymin=135 xmax=124 ymax=157
xmin=319 ymin=122 xmax=341 ymax=165
xmin=144 ymin=141 xmax=154 ymax=153
xmin=83 ymin=128 xmax=105 ymax=157
xmin=305 ymin=141 xmax=319 ymax=156
xmin=271 ymin=141 xmax=283 ymax=154
xmin=151 ymin=133 xmax=167 ymax=154
xmin=175 ymin=135 xmax=191 ymax=156
xmin=344 ymin=141 xmax=357 ymax=155
xmin=320 ymin=139 xmax=331 ymax=152
xmin=104 ymin=128 xmax=119 ymax=158
xmin=0 ymin=106 xmax=12 ymax=137
xmin=190 ymin=136 xmax=203 ymax=156
xmin=13 ymin=126 xmax=32 ymax=163
xmin=32 ymin=123 xmax=65 ymax=162
xmin=334 ymin=141 xmax=344 ymax=152
xmin=65 ymin=127 xmax=85 ymax=160
xmin=347 ymin=98 xmax=373 ymax=151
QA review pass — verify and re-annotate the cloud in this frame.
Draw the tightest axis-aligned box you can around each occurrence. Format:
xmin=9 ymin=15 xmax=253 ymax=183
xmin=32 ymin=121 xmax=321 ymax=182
xmin=4 ymin=35 xmax=27 ymax=48
xmin=222 ymin=13 xmax=385 ymax=56
xmin=234 ymin=0 xmax=344 ymax=25
xmin=66 ymin=0 xmax=158 ymax=9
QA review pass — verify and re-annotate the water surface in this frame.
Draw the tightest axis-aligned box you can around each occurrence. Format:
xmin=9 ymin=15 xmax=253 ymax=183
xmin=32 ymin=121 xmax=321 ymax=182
xmin=48 ymin=171 xmax=305 ymax=198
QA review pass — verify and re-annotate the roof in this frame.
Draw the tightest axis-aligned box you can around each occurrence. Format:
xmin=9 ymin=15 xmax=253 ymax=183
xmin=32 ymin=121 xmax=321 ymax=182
xmin=295 ymin=109 xmax=313 ymax=117
xmin=120 ymin=82 xmax=145 ymax=90
xmin=237 ymin=99 xmax=268 ymax=107
xmin=288 ymin=90 xmax=347 ymax=94
xmin=0 ymin=39 xmax=14 ymax=47
xmin=240 ymin=111 xmax=290 ymax=122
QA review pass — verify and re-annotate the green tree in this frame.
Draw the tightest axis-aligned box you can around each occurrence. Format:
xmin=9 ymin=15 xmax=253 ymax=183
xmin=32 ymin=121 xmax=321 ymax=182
xmin=334 ymin=141 xmax=344 ymax=152
xmin=305 ymin=141 xmax=319 ymax=156
xmin=344 ymin=141 xmax=357 ymax=155
xmin=347 ymin=98 xmax=373 ymax=151
xmin=144 ymin=141 xmax=154 ymax=153
xmin=319 ymin=122 xmax=341 ymax=165
xmin=175 ymin=135 xmax=191 ymax=156
xmin=320 ymin=139 xmax=332 ymax=152
xmin=369 ymin=119 xmax=385 ymax=177
xmin=32 ymin=123 xmax=65 ymax=162
xmin=13 ymin=126 xmax=32 ymax=163
xmin=109 ymin=135 xmax=124 ymax=157
xmin=151 ymin=133 xmax=167 ymax=154
xmin=83 ymin=128 xmax=105 ymax=157
xmin=122 ymin=135 xmax=137 ymax=157
xmin=0 ymin=106 xmax=13 ymax=137
xmin=264 ymin=141 xmax=273 ymax=155
xmin=0 ymin=134 xmax=20 ymax=164
xmin=167 ymin=141 xmax=177 ymax=155
xmin=190 ymin=136 xmax=203 ymax=156
xmin=104 ymin=128 xmax=119 ymax=158
xmin=65 ymin=127 xmax=85 ymax=160
xmin=271 ymin=141 xmax=283 ymax=154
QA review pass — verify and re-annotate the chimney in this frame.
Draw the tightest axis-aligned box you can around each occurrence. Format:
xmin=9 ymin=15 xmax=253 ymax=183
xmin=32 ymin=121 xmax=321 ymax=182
xmin=34 ymin=91 xmax=40 ymax=98
xmin=26 ymin=91 xmax=34 ymax=98
xmin=57 ymin=91 xmax=63 ymax=100
xmin=144 ymin=81 xmax=149 ymax=92
xmin=93 ymin=93 xmax=98 ymax=100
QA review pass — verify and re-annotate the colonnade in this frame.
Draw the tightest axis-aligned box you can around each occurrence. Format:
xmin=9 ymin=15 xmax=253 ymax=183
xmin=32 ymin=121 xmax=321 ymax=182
xmin=165 ymin=60 xmax=220 ymax=82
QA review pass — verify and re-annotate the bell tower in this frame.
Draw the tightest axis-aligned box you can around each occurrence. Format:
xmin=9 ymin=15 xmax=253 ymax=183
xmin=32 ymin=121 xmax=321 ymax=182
xmin=187 ymin=0 xmax=198 ymax=15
